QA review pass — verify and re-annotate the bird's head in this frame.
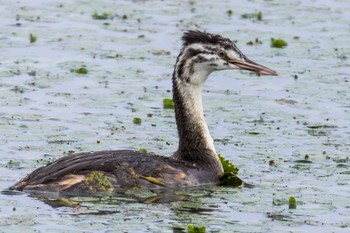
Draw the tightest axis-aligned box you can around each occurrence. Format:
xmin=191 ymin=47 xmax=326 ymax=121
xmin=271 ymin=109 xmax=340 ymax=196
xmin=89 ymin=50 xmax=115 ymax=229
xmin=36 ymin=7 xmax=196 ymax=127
xmin=175 ymin=30 xmax=277 ymax=85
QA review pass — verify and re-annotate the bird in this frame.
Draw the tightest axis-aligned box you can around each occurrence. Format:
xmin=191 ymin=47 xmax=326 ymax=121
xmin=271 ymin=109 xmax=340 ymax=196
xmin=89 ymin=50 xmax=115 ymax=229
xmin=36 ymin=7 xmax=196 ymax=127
xmin=11 ymin=30 xmax=277 ymax=195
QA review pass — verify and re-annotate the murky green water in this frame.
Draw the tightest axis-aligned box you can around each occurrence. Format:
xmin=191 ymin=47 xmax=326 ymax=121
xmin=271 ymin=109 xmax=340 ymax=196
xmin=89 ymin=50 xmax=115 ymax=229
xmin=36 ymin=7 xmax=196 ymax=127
xmin=1 ymin=0 xmax=349 ymax=232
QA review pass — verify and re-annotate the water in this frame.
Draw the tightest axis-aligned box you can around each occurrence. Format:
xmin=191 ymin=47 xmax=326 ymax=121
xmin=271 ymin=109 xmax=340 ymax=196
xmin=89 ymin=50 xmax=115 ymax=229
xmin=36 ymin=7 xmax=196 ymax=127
xmin=0 ymin=0 xmax=349 ymax=232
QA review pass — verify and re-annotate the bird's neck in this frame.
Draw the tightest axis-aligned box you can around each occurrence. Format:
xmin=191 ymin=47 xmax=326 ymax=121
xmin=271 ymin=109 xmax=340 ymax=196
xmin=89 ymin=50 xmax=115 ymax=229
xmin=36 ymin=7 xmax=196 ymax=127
xmin=172 ymin=72 xmax=223 ymax=175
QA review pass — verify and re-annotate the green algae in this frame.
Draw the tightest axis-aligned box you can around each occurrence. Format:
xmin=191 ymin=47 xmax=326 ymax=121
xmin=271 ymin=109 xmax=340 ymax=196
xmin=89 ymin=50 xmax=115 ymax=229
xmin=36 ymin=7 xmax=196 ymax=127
xmin=83 ymin=171 xmax=114 ymax=192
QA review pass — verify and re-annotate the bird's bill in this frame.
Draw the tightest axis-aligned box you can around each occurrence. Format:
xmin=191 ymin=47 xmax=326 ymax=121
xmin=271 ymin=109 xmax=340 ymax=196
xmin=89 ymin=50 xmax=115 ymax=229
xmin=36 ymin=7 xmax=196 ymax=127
xmin=228 ymin=58 xmax=278 ymax=76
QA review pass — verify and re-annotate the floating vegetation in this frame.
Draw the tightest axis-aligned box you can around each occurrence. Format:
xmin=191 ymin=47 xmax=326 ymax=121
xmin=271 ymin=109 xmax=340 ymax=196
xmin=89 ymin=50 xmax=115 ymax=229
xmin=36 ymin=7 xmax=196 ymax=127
xmin=218 ymin=154 xmax=239 ymax=175
xmin=306 ymin=124 xmax=337 ymax=129
xmin=133 ymin=117 xmax=142 ymax=124
xmin=271 ymin=38 xmax=288 ymax=48
xmin=275 ymin=98 xmax=298 ymax=105
xmin=226 ymin=9 xmax=233 ymax=16
xmin=29 ymin=33 xmax=37 ymax=43
xmin=241 ymin=11 xmax=263 ymax=21
xmin=163 ymin=98 xmax=174 ymax=109
xmin=246 ymin=38 xmax=262 ymax=46
xmin=187 ymin=225 xmax=206 ymax=233
xmin=138 ymin=148 xmax=148 ymax=153
xmin=151 ymin=49 xmax=171 ymax=56
xmin=83 ymin=171 xmax=114 ymax=192
xmin=257 ymin=11 xmax=263 ymax=20
xmin=6 ymin=160 xmax=21 ymax=168
xmin=306 ymin=124 xmax=335 ymax=137
xmin=92 ymin=12 xmax=113 ymax=20
xmin=289 ymin=196 xmax=297 ymax=209
xmin=218 ymin=154 xmax=242 ymax=187
xmin=74 ymin=67 xmax=88 ymax=74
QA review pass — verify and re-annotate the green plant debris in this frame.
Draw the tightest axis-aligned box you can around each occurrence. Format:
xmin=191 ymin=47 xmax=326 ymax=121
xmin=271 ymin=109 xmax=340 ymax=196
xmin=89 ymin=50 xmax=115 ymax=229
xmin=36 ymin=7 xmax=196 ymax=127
xmin=6 ymin=160 xmax=21 ymax=168
xmin=219 ymin=172 xmax=243 ymax=187
xmin=218 ymin=154 xmax=242 ymax=187
xmin=74 ymin=67 xmax=88 ymax=74
xmin=133 ymin=117 xmax=142 ymax=124
xmin=306 ymin=124 xmax=337 ymax=129
xmin=246 ymin=38 xmax=262 ymax=46
xmin=29 ymin=33 xmax=37 ymax=43
xmin=92 ymin=12 xmax=113 ymax=20
xmin=295 ymin=159 xmax=312 ymax=164
xmin=226 ymin=9 xmax=233 ymax=16
xmin=289 ymin=196 xmax=297 ymax=209
xmin=187 ymin=225 xmax=206 ymax=233
xmin=257 ymin=11 xmax=263 ymax=20
xmin=241 ymin=12 xmax=263 ymax=21
xmin=271 ymin=38 xmax=288 ymax=48
xmin=138 ymin=148 xmax=148 ymax=153
xmin=83 ymin=171 xmax=114 ymax=192
xmin=218 ymin=154 xmax=239 ymax=174
xmin=163 ymin=98 xmax=174 ymax=109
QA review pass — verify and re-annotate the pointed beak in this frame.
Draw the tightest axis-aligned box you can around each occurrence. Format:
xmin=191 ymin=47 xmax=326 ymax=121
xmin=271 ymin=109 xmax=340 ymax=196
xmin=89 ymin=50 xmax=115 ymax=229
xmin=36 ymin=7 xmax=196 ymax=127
xmin=228 ymin=58 xmax=278 ymax=76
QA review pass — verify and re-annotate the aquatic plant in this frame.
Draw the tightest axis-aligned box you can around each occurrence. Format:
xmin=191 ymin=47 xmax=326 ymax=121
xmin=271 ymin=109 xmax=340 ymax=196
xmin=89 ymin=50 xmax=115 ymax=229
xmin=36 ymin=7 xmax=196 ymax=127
xmin=92 ymin=12 xmax=113 ymax=20
xmin=271 ymin=38 xmax=288 ymax=48
xmin=187 ymin=225 xmax=206 ymax=233
xmin=218 ymin=154 xmax=242 ymax=187
xmin=163 ymin=98 xmax=174 ymax=109
xmin=138 ymin=148 xmax=148 ymax=153
xmin=83 ymin=171 xmax=114 ymax=192
xmin=289 ymin=196 xmax=297 ymax=209
xmin=133 ymin=117 xmax=142 ymax=124
xmin=74 ymin=67 xmax=88 ymax=74
xmin=29 ymin=33 xmax=37 ymax=43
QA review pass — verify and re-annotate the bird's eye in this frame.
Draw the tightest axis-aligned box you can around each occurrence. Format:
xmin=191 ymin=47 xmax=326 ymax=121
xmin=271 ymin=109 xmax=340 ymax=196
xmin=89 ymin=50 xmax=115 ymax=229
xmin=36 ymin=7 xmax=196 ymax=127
xmin=218 ymin=51 xmax=226 ymax=58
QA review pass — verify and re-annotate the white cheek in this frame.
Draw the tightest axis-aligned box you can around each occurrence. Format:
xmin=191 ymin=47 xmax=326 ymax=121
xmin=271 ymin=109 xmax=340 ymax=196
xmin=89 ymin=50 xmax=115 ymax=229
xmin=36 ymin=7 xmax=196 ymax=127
xmin=226 ymin=50 xmax=241 ymax=60
xmin=191 ymin=64 xmax=212 ymax=84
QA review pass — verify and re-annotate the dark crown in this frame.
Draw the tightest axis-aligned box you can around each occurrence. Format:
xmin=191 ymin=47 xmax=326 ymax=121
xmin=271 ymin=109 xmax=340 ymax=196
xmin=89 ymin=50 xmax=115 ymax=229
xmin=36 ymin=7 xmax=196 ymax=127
xmin=182 ymin=30 xmax=234 ymax=50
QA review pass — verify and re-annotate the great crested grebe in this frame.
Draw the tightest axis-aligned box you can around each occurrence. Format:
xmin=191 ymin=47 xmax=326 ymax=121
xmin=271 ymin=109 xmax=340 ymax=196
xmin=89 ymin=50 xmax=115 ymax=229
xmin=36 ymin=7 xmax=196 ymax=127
xmin=11 ymin=31 xmax=277 ymax=194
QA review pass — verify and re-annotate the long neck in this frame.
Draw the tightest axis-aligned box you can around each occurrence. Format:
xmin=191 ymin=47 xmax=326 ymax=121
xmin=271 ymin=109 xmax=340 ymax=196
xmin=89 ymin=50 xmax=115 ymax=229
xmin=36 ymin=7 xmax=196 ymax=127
xmin=172 ymin=67 xmax=223 ymax=174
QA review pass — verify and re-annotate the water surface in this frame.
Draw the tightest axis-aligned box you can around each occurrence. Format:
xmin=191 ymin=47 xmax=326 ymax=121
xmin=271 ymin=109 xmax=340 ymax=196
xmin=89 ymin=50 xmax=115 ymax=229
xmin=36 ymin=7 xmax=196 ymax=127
xmin=0 ymin=0 xmax=349 ymax=232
